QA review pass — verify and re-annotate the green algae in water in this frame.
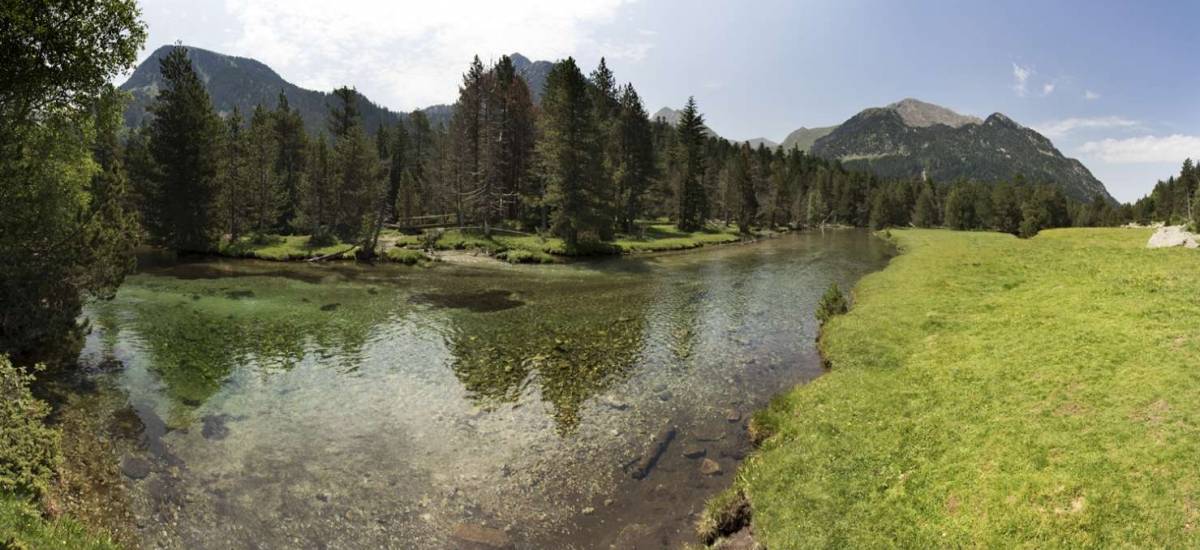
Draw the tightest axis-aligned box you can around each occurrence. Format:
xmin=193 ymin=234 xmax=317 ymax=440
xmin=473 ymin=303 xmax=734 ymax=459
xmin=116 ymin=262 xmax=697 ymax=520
xmin=69 ymin=231 xmax=894 ymax=549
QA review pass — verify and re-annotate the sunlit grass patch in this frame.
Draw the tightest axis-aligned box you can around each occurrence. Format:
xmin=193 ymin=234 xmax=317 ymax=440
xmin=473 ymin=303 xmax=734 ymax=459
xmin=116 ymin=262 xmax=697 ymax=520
xmin=721 ymin=227 xmax=1200 ymax=548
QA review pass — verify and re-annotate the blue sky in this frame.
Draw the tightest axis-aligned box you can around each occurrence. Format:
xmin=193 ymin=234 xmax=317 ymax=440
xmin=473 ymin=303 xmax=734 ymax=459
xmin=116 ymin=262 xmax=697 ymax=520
xmin=134 ymin=0 xmax=1199 ymax=201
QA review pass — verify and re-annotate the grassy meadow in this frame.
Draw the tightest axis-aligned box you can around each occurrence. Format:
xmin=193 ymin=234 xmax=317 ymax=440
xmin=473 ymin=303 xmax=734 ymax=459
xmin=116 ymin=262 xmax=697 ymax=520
xmin=722 ymin=228 xmax=1200 ymax=547
xmin=217 ymin=223 xmax=747 ymax=264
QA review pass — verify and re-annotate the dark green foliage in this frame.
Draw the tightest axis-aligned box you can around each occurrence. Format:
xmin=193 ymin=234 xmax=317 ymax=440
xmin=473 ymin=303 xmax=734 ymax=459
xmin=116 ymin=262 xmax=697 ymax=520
xmin=0 ymin=357 xmax=61 ymax=499
xmin=272 ymin=92 xmax=308 ymax=231
xmin=733 ymin=144 xmax=757 ymax=234
xmin=537 ymin=58 xmax=607 ymax=247
xmin=144 ymin=46 xmax=224 ymax=252
xmin=674 ymin=97 xmax=709 ymax=231
xmin=0 ymin=0 xmax=144 ymax=367
xmin=816 ymin=283 xmax=849 ymax=327
xmin=612 ymin=84 xmax=656 ymax=232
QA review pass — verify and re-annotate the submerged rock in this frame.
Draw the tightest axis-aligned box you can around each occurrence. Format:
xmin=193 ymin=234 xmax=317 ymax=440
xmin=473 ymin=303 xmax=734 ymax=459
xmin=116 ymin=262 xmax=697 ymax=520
xmin=200 ymin=414 xmax=232 ymax=440
xmin=682 ymin=445 xmax=706 ymax=459
xmin=450 ymin=523 xmax=514 ymax=549
xmin=700 ymin=458 xmax=722 ymax=476
xmin=631 ymin=426 xmax=677 ymax=479
xmin=120 ymin=456 xmax=152 ymax=480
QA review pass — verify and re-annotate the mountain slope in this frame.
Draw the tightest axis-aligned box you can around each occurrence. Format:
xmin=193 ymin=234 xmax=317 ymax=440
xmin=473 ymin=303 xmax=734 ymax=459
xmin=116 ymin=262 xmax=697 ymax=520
xmin=120 ymin=45 xmax=451 ymax=134
xmin=509 ymin=53 xmax=554 ymax=103
xmin=809 ymin=99 xmax=1114 ymax=202
xmin=780 ymin=126 xmax=837 ymax=152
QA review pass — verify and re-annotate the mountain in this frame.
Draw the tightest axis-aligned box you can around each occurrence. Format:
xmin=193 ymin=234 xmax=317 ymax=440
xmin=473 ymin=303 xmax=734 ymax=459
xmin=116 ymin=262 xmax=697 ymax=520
xmin=779 ymin=126 xmax=837 ymax=152
xmin=119 ymin=45 xmax=451 ymax=134
xmin=509 ymin=53 xmax=554 ymax=103
xmin=744 ymin=138 xmax=779 ymax=149
xmin=808 ymin=98 xmax=1114 ymax=202
xmin=652 ymin=107 xmax=718 ymax=137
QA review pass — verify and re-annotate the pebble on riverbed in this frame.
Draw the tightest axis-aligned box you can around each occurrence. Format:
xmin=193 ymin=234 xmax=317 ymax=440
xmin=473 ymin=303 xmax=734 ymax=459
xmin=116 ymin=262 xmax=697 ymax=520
xmin=700 ymin=458 xmax=722 ymax=476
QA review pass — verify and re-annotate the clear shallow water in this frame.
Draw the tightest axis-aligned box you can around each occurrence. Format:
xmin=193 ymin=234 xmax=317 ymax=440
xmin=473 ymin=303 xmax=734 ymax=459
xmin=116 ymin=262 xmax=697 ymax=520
xmin=66 ymin=230 xmax=891 ymax=549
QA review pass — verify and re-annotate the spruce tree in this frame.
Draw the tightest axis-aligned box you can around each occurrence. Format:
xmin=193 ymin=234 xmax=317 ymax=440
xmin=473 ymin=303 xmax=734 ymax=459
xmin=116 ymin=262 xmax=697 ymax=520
xmin=612 ymin=84 xmax=655 ymax=233
xmin=246 ymin=104 xmax=282 ymax=234
xmin=217 ymin=107 xmax=248 ymax=240
xmin=674 ymin=97 xmax=708 ymax=232
xmin=537 ymin=57 xmax=605 ymax=247
xmin=388 ymin=120 xmax=409 ymax=221
xmin=145 ymin=46 xmax=224 ymax=252
xmin=911 ymin=182 xmax=938 ymax=227
xmin=272 ymin=91 xmax=307 ymax=232
xmin=734 ymin=143 xmax=758 ymax=235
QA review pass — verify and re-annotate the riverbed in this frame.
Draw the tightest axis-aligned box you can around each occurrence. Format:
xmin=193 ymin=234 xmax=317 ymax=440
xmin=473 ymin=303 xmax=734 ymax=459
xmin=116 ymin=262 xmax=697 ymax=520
xmin=61 ymin=230 xmax=890 ymax=549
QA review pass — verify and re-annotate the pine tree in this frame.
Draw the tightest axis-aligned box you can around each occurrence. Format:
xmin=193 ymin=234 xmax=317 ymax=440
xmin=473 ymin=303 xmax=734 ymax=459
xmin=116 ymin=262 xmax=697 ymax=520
xmin=537 ymin=57 xmax=605 ymax=247
xmin=674 ymin=97 xmax=708 ymax=232
xmin=217 ymin=107 xmax=248 ymax=240
xmin=612 ymin=84 xmax=655 ymax=233
xmin=245 ymin=104 xmax=282 ymax=234
xmin=326 ymin=88 xmax=383 ymax=243
xmin=387 ymin=120 xmax=409 ymax=221
xmin=272 ymin=91 xmax=307 ymax=232
xmin=300 ymin=136 xmax=336 ymax=243
xmin=407 ymin=110 xmax=433 ymax=218
xmin=145 ymin=46 xmax=224 ymax=252
xmin=911 ymin=182 xmax=938 ymax=227
xmin=734 ymin=143 xmax=757 ymax=234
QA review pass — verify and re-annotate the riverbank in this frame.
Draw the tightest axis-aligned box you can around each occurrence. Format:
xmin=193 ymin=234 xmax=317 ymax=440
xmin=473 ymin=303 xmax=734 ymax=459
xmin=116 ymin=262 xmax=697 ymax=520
xmin=705 ymin=227 xmax=1200 ymax=547
xmin=216 ymin=222 xmax=758 ymax=265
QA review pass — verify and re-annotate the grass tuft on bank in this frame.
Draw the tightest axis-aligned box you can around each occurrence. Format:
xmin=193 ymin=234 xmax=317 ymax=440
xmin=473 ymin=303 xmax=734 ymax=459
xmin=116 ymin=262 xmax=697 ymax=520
xmin=723 ymin=227 xmax=1200 ymax=547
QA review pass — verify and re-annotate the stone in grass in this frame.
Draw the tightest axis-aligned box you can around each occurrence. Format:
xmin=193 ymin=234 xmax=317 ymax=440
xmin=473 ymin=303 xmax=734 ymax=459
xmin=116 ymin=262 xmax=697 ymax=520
xmin=451 ymin=523 xmax=514 ymax=549
xmin=700 ymin=458 xmax=722 ymax=476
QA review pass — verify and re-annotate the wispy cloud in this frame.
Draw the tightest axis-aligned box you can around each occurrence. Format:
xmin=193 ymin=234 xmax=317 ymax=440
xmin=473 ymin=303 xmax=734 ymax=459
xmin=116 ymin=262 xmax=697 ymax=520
xmin=1084 ymin=90 xmax=1100 ymax=100
xmin=1079 ymin=135 xmax=1200 ymax=163
xmin=223 ymin=0 xmax=642 ymax=110
xmin=1011 ymin=63 xmax=1032 ymax=97
xmin=1034 ymin=116 xmax=1139 ymax=139
xmin=1041 ymin=82 xmax=1056 ymax=96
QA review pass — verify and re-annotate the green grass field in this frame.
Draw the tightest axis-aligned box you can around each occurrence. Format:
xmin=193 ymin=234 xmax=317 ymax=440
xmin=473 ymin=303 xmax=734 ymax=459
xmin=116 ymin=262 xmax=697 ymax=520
xmin=0 ymin=495 xmax=118 ymax=549
xmin=724 ymin=228 xmax=1200 ymax=548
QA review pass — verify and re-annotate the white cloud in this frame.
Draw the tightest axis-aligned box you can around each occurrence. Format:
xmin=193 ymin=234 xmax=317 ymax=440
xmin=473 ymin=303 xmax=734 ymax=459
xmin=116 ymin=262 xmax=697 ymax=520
xmin=1042 ymin=82 xmax=1055 ymax=96
xmin=1034 ymin=116 xmax=1139 ymax=139
xmin=1084 ymin=90 xmax=1100 ymax=100
xmin=1079 ymin=135 xmax=1200 ymax=163
xmin=1011 ymin=63 xmax=1032 ymax=97
xmin=222 ymin=0 xmax=642 ymax=110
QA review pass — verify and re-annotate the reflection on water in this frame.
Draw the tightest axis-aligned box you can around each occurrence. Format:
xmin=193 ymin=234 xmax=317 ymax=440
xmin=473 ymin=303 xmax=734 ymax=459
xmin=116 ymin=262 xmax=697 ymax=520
xmin=68 ymin=230 xmax=891 ymax=549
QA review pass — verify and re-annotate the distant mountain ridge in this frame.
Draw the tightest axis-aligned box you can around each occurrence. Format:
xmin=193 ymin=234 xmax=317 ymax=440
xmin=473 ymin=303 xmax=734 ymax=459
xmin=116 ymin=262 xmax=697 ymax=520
xmin=808 ymin=99 xmax=1114 ymax=202
xmin=509 ymin=53 xmax=553 ymax=103
xmin=119 ymin=45 xmax=452 ymax=134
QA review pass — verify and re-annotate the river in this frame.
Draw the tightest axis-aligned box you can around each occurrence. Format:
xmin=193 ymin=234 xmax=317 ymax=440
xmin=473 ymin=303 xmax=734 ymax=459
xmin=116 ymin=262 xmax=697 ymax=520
xmin=60 ymin=229 xmax=890 ymax=549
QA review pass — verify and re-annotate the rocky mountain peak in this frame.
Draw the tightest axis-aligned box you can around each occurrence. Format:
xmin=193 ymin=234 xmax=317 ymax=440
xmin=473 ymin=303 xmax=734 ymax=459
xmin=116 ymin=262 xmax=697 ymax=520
xmin=885 ymin=98 xmax=982 ymax=128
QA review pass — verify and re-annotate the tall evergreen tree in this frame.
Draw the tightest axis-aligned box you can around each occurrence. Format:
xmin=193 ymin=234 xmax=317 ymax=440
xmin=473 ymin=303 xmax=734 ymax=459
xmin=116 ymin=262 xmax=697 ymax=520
xmin=145 ymin=46 xmax=224 ymax=252
xmin=911 ymin=182 xmax=939 ymax=228
xmin=734 ymin=143 xmax=757 ymax=234
xmin=246 ymin=104 xmax=282 ymax=234
xmin=272 ymin=91 xmax=308 ymax=232
xmin=217 ymin=107 xmax=248 ymax=240
xmin=674 ymin=97 xmax=709 ymax=231
xmin=387 ymin=120 xmax=409 ymax=221
xmin=612 ymin=84 xmax=655 ymax=232
xmin=537 ymin=57 xmax=605 ymax=247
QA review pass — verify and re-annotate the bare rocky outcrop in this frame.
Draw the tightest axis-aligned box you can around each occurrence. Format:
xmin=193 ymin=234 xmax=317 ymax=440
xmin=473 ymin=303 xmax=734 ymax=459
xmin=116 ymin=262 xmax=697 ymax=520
xmin=1147 ymin=225 xmax=1200 ymax=249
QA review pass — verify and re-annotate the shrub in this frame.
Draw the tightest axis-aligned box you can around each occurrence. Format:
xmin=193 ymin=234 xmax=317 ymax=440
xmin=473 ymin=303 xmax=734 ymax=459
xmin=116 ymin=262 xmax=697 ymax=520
xmin=0 ymin=356 xmax=61 ymax=499
xmin=815 ymin=283 xmax=849 ymax=327
xmin=384 ymin=247 xmax=426 ymax=265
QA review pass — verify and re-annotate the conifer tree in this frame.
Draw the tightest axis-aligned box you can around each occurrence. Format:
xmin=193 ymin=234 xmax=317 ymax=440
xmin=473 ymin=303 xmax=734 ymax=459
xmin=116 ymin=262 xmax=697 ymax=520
xmin=388 ymin=120 xmax=409 ymax=221
xmin=145 ymin=46 xmax=224 ymax=252
xmin=911 ymin=182 xmax=939 ymax=227
xmin=272 ymin=91 xmax=307 ymax=232
xmin=217 ymin=107 xmax=248 ymax=240
xmin=674 ymin=97 xmax=708 ymax=231
xmin=246 ymin=104 xmax=282 ymax=234
xmin=734 ymin=143 xmax=757 ymax=234
xmin=612 ymin=84 xmax=655 ymax=232
xmin=537 ymin=57 xmax=605 ymax=247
